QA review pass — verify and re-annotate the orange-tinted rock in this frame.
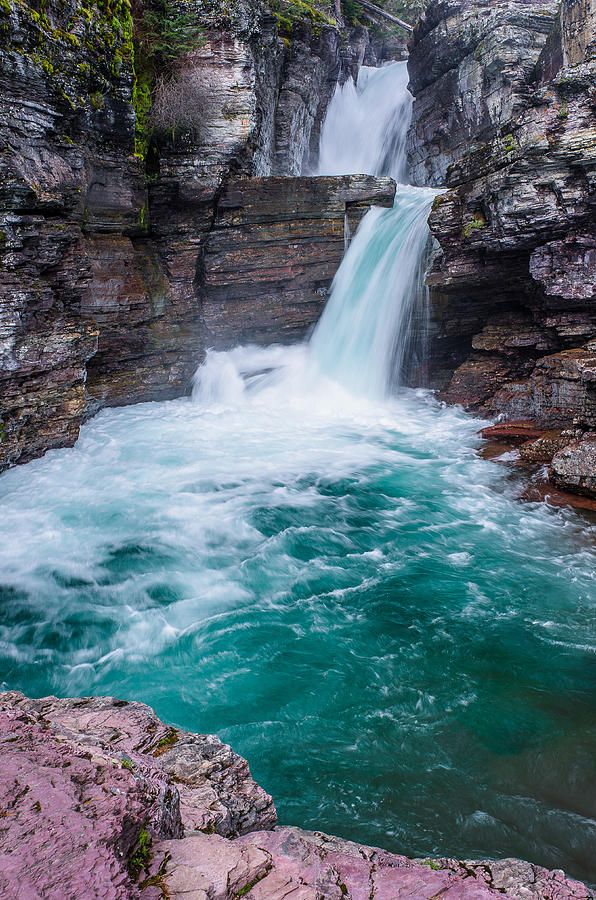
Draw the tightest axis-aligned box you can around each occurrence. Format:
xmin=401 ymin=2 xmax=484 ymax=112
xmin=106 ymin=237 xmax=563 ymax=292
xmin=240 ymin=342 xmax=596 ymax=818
xmin=478 ymin=422 xmax=546 ymax=443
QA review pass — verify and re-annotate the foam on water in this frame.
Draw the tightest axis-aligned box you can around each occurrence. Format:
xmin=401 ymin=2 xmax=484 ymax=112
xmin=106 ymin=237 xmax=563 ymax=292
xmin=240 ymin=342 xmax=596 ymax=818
xmin=1 ymin=350 xmax=596 ymax=881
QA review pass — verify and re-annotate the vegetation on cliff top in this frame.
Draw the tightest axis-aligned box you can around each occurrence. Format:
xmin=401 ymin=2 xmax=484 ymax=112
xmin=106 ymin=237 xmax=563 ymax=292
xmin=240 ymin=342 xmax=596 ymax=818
xmin=342 ymin=0 xmax=426 ymax=27
xmin=131 ymin=0 xmax=205 ymax=153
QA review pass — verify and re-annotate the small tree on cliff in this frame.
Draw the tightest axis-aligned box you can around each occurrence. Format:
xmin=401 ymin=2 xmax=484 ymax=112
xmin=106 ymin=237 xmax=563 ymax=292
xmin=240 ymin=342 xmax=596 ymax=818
xmin=132 ymin=0 xmax=207 ymax=145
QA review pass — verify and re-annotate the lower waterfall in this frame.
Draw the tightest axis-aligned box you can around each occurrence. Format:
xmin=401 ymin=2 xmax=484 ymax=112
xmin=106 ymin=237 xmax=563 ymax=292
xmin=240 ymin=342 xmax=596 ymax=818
xmin=310 ymin=185 xmax=436 ymax=395
xmin=1 ymin=61 xmax=596 ymax=886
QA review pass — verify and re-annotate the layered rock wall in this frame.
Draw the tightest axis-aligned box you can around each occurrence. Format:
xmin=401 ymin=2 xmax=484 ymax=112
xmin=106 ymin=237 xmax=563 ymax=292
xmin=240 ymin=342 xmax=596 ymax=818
xmin=407 ymin=0 xmax=596 ymax=435
xmin=0 ymin=0 xmax=389 ymax=471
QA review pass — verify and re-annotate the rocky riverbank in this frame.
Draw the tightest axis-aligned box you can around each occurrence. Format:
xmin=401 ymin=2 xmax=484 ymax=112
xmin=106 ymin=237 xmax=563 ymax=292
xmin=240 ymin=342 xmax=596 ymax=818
xmin=1 ymin=691 xmax=593 ymax=900
xmin=405 ymin=0 xmax=596 ymax=498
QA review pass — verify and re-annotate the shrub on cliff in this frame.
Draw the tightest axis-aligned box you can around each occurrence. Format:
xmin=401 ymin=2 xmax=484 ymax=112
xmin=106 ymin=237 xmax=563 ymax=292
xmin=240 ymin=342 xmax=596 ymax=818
xmin=150 ymin=68 xmax=210 ymax=140
xmin=131 ymin=0 xmax=206 ymax=150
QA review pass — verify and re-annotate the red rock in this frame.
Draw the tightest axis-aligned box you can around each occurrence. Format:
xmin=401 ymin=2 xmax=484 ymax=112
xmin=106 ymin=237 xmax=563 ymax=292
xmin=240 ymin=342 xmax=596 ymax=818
xmin=479 ymin=421 xmax=546 ymax=443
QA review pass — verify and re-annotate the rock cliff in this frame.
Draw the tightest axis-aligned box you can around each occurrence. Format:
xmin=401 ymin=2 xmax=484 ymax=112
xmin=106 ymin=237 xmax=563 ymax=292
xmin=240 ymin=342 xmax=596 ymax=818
xmin=1 ymin=691 xmax=593 ymax=900
xmin=0 ymin=0 xmax=392 ymax=471
xmin=406 ymin=0 xmax=596 ymax=496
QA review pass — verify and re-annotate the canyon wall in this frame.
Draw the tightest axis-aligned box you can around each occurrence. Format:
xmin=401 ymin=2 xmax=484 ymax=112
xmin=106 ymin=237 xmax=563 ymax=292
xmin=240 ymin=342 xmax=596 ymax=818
xmin=407 ymin=0 xmax=596 ymax=430
xmin=0 ymin=0 xmax=393 ymax=471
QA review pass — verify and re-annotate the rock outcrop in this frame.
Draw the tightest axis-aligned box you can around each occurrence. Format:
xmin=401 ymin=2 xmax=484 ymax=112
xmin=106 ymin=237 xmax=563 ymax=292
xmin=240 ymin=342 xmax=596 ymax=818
xmin=407 ymin=0 xmax=596 ymax=412
xmin=0 ymin=0 xmax=392 ymax=472
xmin=1 ymin=691 xmax=593 ymax=900
xmin=406 ymin=0 xmax=596 ymax=496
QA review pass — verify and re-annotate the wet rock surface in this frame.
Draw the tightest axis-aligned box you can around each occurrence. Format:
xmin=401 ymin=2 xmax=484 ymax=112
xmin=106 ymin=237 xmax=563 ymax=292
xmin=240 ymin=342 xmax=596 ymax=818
xmin=551 ymin=432 xmax=596 ymax=497
xmin=0 ymin=691 xmax=593 ymax=900
xmin=0 ymin=0 xmax=384 ymax=473
xmin=407 ymin=0 xmax=596 ymax=424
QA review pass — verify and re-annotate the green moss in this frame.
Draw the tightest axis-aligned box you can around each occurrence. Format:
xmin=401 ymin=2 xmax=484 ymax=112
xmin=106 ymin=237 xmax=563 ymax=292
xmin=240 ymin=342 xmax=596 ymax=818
xmin=421 ymin=859 xmax=443 ymax=871
xmin=558 ymin=98 xmax=568 ymax=120
xmin=133 ymin=66 xmax=152 ymax=158
xmin=502 ymin=133 xmax=519 ymax=153
xmin=152 ymin=727 xmax=178 ymax=756
xmin=431 ymin=193 xmax=448 ymax=212
xmin=41 ymin=56 xmax=53 ymax=74
xmin=90 ymin=90 xmax=105 ymax=109
xmin=236 ymin=865 xmax=272 ymax=897
xmin=462 ymin=215 xmax=486 ymax=238
xmin=112 ymin=49 xmax=123 ymax=73
xmin=269 ymin=0 xmax=335 ymax=36
xmin=60 ymin=89 xmax=76 ymax=109
xmin=129 ymin=827 xmax=152 ymax=882
xmin=0 ymin=0 xmax=12 ymax=17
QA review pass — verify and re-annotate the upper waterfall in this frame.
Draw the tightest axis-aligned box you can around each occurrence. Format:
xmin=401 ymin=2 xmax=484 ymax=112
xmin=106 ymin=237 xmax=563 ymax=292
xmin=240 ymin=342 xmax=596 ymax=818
xmin=317 ymin=61 xmax=413 ymax=184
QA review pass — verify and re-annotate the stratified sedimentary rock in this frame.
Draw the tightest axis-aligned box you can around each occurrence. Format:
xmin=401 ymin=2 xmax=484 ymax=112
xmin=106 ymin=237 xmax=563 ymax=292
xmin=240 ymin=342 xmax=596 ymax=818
xmin=0 ymin=0 xmax=395 ymax=473
xmin=0 ymin=691 xmax=593 ymax=900
xmin=407 ymin=0 xmax=596 ymax=428
xmin=551 ymin=432 xmax=596 ymax=496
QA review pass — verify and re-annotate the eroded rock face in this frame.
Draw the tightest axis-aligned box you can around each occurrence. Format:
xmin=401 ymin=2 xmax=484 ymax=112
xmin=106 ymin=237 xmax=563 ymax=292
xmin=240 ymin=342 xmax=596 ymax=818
xmin=0 ymin=0 xmax=387 ymax=473
xmin=407 ymin=0 xmax=596 ymax=440
xmin=0 ymin=691 xmax=593 ymax=900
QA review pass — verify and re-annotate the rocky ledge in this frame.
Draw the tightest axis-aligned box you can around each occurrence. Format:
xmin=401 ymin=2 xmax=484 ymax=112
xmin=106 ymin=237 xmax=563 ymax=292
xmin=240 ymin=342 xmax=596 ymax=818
xmin=0 ymin=691 xmax=593 ymax=900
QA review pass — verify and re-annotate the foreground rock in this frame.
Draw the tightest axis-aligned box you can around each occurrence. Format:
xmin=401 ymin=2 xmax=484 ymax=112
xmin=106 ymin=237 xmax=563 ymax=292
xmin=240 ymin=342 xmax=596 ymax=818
xmin=0 ymin=692 xmax=593 ymax=900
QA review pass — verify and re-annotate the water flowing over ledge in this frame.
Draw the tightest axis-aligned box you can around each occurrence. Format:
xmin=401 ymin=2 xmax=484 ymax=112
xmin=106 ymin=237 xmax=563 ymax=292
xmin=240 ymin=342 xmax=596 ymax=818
xmin=310 ymin=185 xmax=438 ymax=396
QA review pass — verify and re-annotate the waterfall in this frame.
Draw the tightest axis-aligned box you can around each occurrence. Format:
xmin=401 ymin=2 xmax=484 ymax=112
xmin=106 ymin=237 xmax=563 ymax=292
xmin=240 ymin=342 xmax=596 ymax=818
xmin=310 ymin=186 xmax=437 ymax=397
xmin=317 ymin=61 xmax=413 ymax=183
xmin=312 ymin=60 xmax=439 ymax=398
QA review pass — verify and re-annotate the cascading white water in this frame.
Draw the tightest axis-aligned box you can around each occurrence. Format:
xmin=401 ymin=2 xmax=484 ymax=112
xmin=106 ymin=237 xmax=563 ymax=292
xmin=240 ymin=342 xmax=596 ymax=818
xmin=317 ymin=61 xmax=413 ymax=183
xmin=310 ymin=186 xmax=437 ymax=396
xmin=312 ymin=59 xmax=438 ymax=397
